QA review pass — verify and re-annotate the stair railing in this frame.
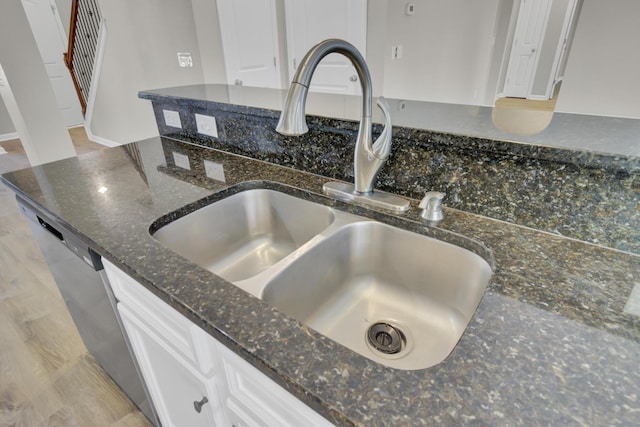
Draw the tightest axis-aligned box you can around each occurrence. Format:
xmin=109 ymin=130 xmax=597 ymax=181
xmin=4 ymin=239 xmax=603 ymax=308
xmin=63 ymin=0 xmax=102 ymax=115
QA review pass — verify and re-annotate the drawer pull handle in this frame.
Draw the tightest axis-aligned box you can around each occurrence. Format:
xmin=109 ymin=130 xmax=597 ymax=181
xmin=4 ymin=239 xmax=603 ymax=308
xmin=193 ymin=396 xmax=209 ymax=413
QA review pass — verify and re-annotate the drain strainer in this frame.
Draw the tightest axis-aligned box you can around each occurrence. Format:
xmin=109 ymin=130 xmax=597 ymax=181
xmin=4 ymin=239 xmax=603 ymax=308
xmin=367 ymin=322 xmax=406 ymax=354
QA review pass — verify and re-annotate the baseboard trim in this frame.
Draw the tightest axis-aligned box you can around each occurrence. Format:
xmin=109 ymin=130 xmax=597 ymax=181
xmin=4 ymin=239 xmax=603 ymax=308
xmin=84 ymin=19 xmax=109 ymax=147
xmin=84 ymin=125 xmax=120 ymax=147
xmin=0 ymin=132 xmax=18 ymax=142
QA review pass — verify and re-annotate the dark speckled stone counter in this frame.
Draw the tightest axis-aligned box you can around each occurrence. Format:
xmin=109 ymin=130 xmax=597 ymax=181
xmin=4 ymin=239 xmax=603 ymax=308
xmin=2 ymin=138 xmax=639 ymax=426
xmin=139 ymin=84 xmax=640 ymax=254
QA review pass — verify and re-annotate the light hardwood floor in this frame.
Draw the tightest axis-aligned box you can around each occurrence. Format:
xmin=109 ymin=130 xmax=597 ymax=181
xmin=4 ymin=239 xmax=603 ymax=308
xmin=494 ymin=82 xmax=561 ymax=112
xmin=494 ymin=95 xmax=557 ymax=112
xmin=0 ymin=129 xmax=151 ymax=427
xmin=0 ymin=127 xmax=105 ymax=174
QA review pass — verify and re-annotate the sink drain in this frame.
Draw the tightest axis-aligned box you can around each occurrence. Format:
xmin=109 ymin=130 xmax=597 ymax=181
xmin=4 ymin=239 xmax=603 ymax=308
xmin=367 ymin=322 xmax=406 ymax=354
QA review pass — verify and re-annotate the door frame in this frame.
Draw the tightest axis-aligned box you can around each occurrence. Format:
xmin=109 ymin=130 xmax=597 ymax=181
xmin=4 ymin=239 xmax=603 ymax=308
xmin=21 ymin=0 xmax=84 ymax=126
xmin=47 ymin=0 xmax=68 ymax=43
xmin=500 ymin=0 xmax=581 ymax=101
xmin=543 ymin=0 xmax=580 ymax=99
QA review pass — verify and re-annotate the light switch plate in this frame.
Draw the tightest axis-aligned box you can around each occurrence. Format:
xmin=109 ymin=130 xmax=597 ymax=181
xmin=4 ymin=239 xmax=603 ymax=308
xmin=163 ymin=110 xmax=182 ymax=128
xmin=204 ymin=160 xmax=226 ymax=182
xmin=172 ymin=152 xmax=190 ymax=170
xmin=195 ymin=113 xmax=218 ymax=138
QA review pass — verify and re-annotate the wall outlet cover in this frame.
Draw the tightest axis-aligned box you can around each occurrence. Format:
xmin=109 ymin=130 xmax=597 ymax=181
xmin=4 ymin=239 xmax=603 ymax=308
xmin=204 ymin=160 xmax=226 ymax=182
xmin=405 ymin=3 xmax=415 ymax=15
xmin=195 ymin=113 xmax=219 ymax=138
xmin=163 ymin=110 xmax=182 ymax=128
xmin=172 ymin=152 xmax=191 ymax=170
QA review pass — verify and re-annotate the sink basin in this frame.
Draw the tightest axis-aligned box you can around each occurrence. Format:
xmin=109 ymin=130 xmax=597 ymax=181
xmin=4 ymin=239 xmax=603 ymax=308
xmin=152 ymin=185 xmax=492 ymax=370
xmin=261 ymin=221 xmax=492 ymax=370
xmin=152 ymin=189 xmax=334 ymax=282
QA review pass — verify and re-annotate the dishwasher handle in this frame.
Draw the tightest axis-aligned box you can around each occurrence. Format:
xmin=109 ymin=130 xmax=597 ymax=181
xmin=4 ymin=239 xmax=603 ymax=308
xmin=37 ymin=216 xmax=64 ymax=241
xmin=17 ymin=196 xmax=103 ymax=271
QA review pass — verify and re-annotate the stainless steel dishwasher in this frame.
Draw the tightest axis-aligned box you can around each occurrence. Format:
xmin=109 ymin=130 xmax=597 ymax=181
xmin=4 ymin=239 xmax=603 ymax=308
xmin=16 ymin=196 xmax=160 ymax=426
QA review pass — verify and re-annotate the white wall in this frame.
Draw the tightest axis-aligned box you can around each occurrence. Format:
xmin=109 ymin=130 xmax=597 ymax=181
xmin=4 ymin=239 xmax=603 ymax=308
xmin=191 ymin=0 xmax=227 ymax=85
xmin=375 ymin=0 xmax=640 ymax=118
xmin=0 ymin=96 xmax=16 ymax=137
xmin=81 ymin=0 xmax=640 ymax=146
xmin=380 ymin=0 xmax=502 ymax=106
xmin=486 ymin=0 xmax=516 ymax=104
xmin=90 ymin=0 xmax=206 ymax=144
xmin=274 ymin=0 xmax=290 ymax=88
xmin=0 ymin=1 xmax=75 ymax=165
xmin=555 ymin=0 xmax=640 ymax=118
xmin=366 ymin=0 xmax=388 ymax=97
xmin=54 ymin=0 xmax=72 ymax=39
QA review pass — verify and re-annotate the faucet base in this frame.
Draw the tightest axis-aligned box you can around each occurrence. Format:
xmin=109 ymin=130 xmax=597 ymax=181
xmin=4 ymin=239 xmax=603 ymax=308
xmin=323 ymin=181 xmax=410 ymax=213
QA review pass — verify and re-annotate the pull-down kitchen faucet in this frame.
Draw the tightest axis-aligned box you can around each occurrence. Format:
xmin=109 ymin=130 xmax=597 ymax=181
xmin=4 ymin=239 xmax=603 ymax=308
xmin=276 ymin=39 xmax=409 ymax=212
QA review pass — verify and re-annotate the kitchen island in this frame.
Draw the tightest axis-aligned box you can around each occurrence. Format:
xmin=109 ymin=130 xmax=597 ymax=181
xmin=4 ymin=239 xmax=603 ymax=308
xmin=2 ymin=135 xmax=639 ymax=426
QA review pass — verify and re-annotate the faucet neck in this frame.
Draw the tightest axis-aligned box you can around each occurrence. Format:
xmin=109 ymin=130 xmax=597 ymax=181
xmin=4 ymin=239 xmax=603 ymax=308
xmin=291 ymin=39 xmax=373 ymax=120
xmin=278 ymin=39 xmax=401 ymax=209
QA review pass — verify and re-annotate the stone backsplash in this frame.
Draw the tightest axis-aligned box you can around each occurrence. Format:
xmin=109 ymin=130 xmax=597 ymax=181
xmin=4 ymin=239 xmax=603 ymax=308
xmin=141 ymin=89 xmax=639 ymax=254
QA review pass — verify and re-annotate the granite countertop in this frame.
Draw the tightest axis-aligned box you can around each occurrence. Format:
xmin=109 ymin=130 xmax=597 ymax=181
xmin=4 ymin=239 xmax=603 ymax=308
xmin=140 ymin=84 xmax=640 ymax=157
xmin=2 ymin=137 xmax=639 ymax=426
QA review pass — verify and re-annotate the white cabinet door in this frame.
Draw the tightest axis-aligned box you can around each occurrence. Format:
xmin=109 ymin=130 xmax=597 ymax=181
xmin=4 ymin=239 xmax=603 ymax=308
xmin=201 ymin=333 xmax=333 ymax=427
xmin=118 ymin=303 xmax=226 ymax=427
xmin=105 ymin=258 xmax=201 ymax=368
xmin=105 ymin=260 xmax=332 ymax=427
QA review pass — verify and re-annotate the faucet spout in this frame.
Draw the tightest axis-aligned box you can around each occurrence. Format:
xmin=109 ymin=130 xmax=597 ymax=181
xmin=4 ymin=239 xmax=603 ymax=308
xmin=277 ymin=39 xmax=409 ymax=212
xmin=276 ymin=82 xmax=310 ymax=136
xmin=276 ymin=39 xmax=372 ymax=138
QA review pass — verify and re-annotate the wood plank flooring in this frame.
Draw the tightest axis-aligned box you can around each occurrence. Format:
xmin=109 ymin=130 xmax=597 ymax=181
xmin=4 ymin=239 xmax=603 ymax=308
xmin=0 ymin=131 xmax=151 ymax=427
xmin=0 ymin=127 xmax=105 ymax=174
xmin=494 ymin=82 xmax=561 ymax=112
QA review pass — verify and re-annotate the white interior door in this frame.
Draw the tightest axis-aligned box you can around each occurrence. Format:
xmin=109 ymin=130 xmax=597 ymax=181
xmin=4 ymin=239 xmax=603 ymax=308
xmin=284 ymin=0 xmax=367 ymax=95
xmin=503 ymin=0 xmax=552 ymax=98
xmin=216 ymin=0 xmax=282 ymax=89
xmin=21 ymin=0 xmax=84 ymax=126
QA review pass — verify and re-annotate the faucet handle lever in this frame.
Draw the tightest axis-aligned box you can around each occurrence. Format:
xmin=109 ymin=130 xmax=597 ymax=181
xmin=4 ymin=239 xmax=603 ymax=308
xmin=419 ymin=191 xmax=445 ymax=222
xmin=372 ymin=96 xmax=392 ymax=160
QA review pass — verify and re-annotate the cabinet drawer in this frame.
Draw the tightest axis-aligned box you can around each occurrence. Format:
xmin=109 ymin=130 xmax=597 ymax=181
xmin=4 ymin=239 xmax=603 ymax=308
xmin=103 ymin=259 xmax=199 ymax=367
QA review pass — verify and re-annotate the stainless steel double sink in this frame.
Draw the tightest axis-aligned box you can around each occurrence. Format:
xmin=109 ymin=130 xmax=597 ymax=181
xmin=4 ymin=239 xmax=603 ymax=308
xmin=151 ymin=187 xmax=492 ymax=370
